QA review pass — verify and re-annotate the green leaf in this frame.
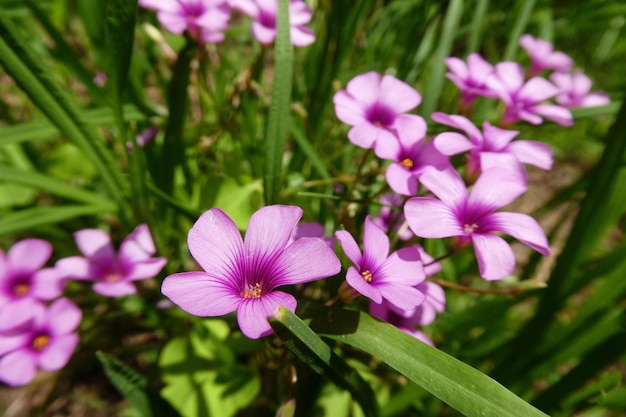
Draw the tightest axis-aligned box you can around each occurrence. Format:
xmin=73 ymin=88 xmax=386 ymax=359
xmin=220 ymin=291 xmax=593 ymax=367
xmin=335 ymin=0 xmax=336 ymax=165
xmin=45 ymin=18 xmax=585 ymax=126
xmin=270 ymin=309 xmax=381 ymax=417
xmin=0 ymin=205 xmax=112 ymax=236
xmin=277 ymin=302 xmax=550 ymax=417
xmin=0 ymin=15 xmax=126 ymax=205
xmin=96 ymin=351 xmax=181 ymax=417
xmin=263 ymin=0 xmax=294 ymax=204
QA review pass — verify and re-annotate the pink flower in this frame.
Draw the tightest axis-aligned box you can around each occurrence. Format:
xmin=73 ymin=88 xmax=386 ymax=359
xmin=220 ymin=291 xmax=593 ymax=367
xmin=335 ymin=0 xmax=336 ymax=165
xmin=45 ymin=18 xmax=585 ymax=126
xmin=445 ymin=53 xmax=498 ymax=106
xmin=0 ymin=298 xmax=81 ymax=386
xmin=374 ymin=116 xmax=451 ymax=196
xmin=519 ymin=34 xmax=573 ymax=75
xmin=431 ymin=112 xmax=553 ymax=180
xmin=288 ymin=222 xmax=334 ymax=249
xmin=486 ymin=62 xmax=572 ymax=126
xmin=335 ymin=216 xmax=426 ymax=311
xmin=57 ymin=225 xmax=166 ymax=297
xmin=372 ymin=194 xmax=413 ymax=241
xmin=550 ymin=71 xmax=611 ymax=108
xmin=369 ymin=299 xmax=434 ymax=346
xmin=404 ymin=167 xmax=550 ymax=281
xmin=230 ymin=0 xmax=315 ymax=47
xmin=139 ymin=0 xmax=231 ymax=44
xmin=333 ymin=71 xmax=423 ymax=149
xmin=162 ymin=205 xmax=341 ymax=339
xmin=0 ymin=239 xmax=66 ymax=333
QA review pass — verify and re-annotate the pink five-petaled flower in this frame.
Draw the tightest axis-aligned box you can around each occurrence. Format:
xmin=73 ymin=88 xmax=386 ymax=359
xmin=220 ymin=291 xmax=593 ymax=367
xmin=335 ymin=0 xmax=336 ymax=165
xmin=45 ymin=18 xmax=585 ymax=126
xmin=0 ymin=298 xmax=81 ymax=387
xmin=431 ymin=112 xmax=553 ymax=181
xmin=161 ymin=205 xmax=341 ymax=339
xmin=404 ymin=167 xmax=550 ymax=281
xmin=486 ymin=62 xmax=573 ymax=126
xmin=519 ymin=34 xmax=574 ymax=76
xmin=374 ymin=116 xmax=451 ymax=196
xmin=0 ymin=239 xmax=66 ymax=333
xmin=445 ymin=53 xmax=498 ymax=106
xmin=550 ymin=71 xmax=611 ymax=108
xmin=333 ymin=71 xmax=423 ymax=150
xmin=56 ymin=225 xmax=166 ymax=297
xmin=139 ymin=0 xmax=231 ymax=44
xmin=335 ymin=216 xmax=426 ymax=311
xmin=229 ymin=0 xmax=315 ymax=47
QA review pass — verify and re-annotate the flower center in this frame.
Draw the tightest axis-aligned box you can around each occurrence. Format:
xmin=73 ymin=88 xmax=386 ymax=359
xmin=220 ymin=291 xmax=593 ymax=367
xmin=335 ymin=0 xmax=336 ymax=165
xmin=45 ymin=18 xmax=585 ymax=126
xmin=243 ymin=283 xmax=262 ymax=299
xmin=464 ymin=223 xmax=479 ymax=234
xmin=32 ymin=335 xmax=50 ymax=351
xmin=13 ymin=283 xmax=30 ymax=297
xmin=361 ymin=269 xmax=373 ymax=283
xmin=105 ymin=272 xmax=123 ymax=283
xmin=400 ymin=158 xmax=414 ymax=170
xmin=366 ymin=103 xmax=395 ymax=128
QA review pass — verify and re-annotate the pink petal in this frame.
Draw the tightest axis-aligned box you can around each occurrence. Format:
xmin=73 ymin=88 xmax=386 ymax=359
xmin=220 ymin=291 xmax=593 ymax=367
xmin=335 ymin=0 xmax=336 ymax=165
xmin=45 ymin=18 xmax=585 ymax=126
xmin=333 ymin=90 xmax=366 ymax=126
xmin=237 ymin=290 xmax=296 ymax=338
xmin=481 ymin=122 xmax=519 ymax=150
xmin=270 ymin=237 xmax=340 ymax=287
xmin=546 ymin=51 xmax=574 ymax=73
xmin=472 ymin=233 xmax=515 ymax=281
xmin=346 ymin=267 xmax=382 ymax=304
xmin=0 ymin=349 xmax=37 ymax=386
xmin=139 ymin=0 xmax=181 ymax=12
xmin=468 ymin=168 xmax=526 ymax=211
xmin=433 ymin=132 xmax=475 ymax=156
xmin=378 ymin=75 xmax=421 ymax=113
xmin=580 ymin=93 xmax=610 ymax=108
xmin=93 ymin=281 xmax=137 ymax=297
xmin=418 ymin=167 xmax=468 ymax=207
xmin=404 ymin=197 xmax=463 ymax=238
xmin=479 ymin=153 xmax=527 ymax=181
xmin=373 ymin=133 xmax=401 ymax=160
xmin=156 ymin=12 xmax=189 ymax=35
xmin=506 ymin=140 xmax=553 ymax=170
xmin=386 ymin=163 xmax=417 ymax=196
xmin=126 ymin=258 xmax=167 ymax=281
xmin=30 ymin=268 xmax=66 ymax=300
xmin=74 ymin=229 xmax=115 ymax=261
xmin=119 ymin=224 xmax=156 ymax=262
xmin=161 ymin=271 xmax=241 ymax=317
xmin=345 ymin=72 xmax=382 ymax=107
xmin=335 ymin=230 xmax=363 ymax=266
xmin=431 ymin=112 xmax=482 ymax=142
xmin=47 ymin=298 xmax=82 ymax=335
xmin=229 ymin=0 xmax=259 ymax=17
xmin=467 ymin=53 xmax=494 ymax=83
xmin=0 ymin=298 xmax=39 ymax=333
xmin=391 ymin=114 xmax=428 ymax=148
xmin=245 ymin=205 xmax=302 ymax=261
xmin=55 ymin=256 xmax=91 ymax=280
xmin=187 ymin=208 xmax=244 ymax=282
xmin=363 ymin=216 xmax=390 ymax=266
xmin=492 ymin=62 xmax=525 ymax=95
xmin=289 ymin=1 xmax=312 ymax=25
xmin=8 ymin=239 xmax=52 ymax=274
xmin=489 ymin=212 xmax=550 ymax=255
xmin=377 ymin=283 xmax=425 ymax=311
xmin=347 ymin=122 xmax=394 ymax=149
xmin=290 ymin=26 xmax=315 ymax=47
xmin=530 ymin=104 xmax=573 ymax=126
xmin=444 ymin=57 xmax=469 ymax=79
xmin=519 ymin=77 xmax=559 ymax=103
xmin=0 ymin=321 xmax=30 ymax=355
xmin=376 ymin=247 xmax=425 ymax=286
xmin=38 ymin=334 xmax=78 ymax=371
xmin=251 ymin=21 xmax=276 ymax=44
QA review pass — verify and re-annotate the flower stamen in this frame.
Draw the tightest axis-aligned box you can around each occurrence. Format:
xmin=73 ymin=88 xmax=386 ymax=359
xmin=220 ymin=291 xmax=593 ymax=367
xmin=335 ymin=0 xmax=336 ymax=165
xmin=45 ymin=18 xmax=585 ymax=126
xmin=13 ymin=283 xmax=30 ymax=297
xmin=464 ymin=223 xmax=479 ymax=234
xmin=400 ymin=158 xmax=414 ymax=170
xmin=361 ymin=270 xmax=373 ymax=283
xmin=243 ymin=282 xmax=262 ymax=299
xmin=32 ymin=335 xmax=50 ymax=351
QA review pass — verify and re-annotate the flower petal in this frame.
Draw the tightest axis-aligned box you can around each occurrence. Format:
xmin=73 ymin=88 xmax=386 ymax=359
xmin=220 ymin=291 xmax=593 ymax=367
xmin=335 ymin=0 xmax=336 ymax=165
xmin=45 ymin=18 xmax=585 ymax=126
xmin=431 ymin=112 xmax=482 ymax=142
xmin=418 ymin=167 xmax=467 ymax=207
xmin=363 ymin=216 xmax=390 ymax=267
xmin=93 ymin=281 xmax=137 ymax=297
xmin=518 ymin=77 xmax=559 ymax=103
xmin=506 ymin=140 xmax=553 ymax=170
xmin=0 ymin=298 xmax=39 ymax=333
xmin=489 ymin=212 xmax=551 ymax=255
xmin=188 ymin=208 xmax=244 ymax=284
xmin=74 ymin=229 xmax=115 ymax=262
xmin=55 ymin=256 xmax=92 ymax=280
xmin=237 ymin=291 xmax=296 ymax=339
xmin=377 ymin=283 xmax=425 ymax=311
xmin=386 ymin=163 xmax=417 ymax=196
xmin=270 ymin=238 xmax=340 ymax=287
xmin=47 ymin=298 xmax=82 ymax=335
xmin=404 ymin=197 xmax=463 ymax=238
xmin=345 ymin=72 xmax=381 ymax=107
xmin=529 ymin=104 xmax=573 ymax=126
xmin=290 ymin=26 xmax=315 ymax=47
xmin=162 ymin=271 xmax=241 ymax=317
xmin=0 ymin=321 xmax=30 ymax=355
xmin=30 ymin=268 xmax=66 ymax=300
xmin=335 ymin=230 xmax=363 ymax=266
xmin=7 ymin=239 xmax=52 ymax=274
xmin=433 ymin=132 xmax=475 ymax=156
xmin=251 ymin=21 xmax=276 ymax=44
xmin=119 ymin=224 xmax=156 ymax=264
xmin=125 ymin=258 xmax=167 ymax=281
xmin=376 ymin=247 xmax=425 ymax=286
xmin=348 ymin=122 xmax=395 ymax=149
xmin=38 ymin=334 xmax=78 ymax=371
xmin=346 ymin=267 xmax=382 ymax=304
xmin=472 ymin=233 xmax=515 ymax=281
xmin=156 ymin=11 xmax=188 ymax=34
xmin=245 ymin=205 xmax=302 ymax=263
xmin=0 ymin=349 xmax=37 ymax=386
xmin=334 ymin=90 xmax=366 ymax=126
xmin=379 ymin=75 xmax=421 ymax=113
xmin=468 ymin=168 xmax=526 ymax=212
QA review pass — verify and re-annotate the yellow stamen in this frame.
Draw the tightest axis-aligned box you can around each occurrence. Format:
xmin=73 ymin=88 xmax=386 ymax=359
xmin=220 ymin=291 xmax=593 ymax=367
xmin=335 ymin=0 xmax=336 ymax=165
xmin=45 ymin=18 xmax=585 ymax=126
xmin=32 ymin=335 xmax=50 ymax=351
xmin=243 ymin=283 xmax=262 ymax=299
xmin=361 ymin=270 xmax=373 ymax=283
xmin=400 ymin=158 xmax=414 ymax=169
xmin=13 ymin=283 xmax=29 ymax=297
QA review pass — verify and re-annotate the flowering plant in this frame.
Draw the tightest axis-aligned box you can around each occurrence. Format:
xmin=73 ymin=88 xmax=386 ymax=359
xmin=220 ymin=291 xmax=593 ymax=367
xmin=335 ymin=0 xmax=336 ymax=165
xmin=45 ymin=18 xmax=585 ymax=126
xmin=0 ymin=1 xmax=623 ymax=416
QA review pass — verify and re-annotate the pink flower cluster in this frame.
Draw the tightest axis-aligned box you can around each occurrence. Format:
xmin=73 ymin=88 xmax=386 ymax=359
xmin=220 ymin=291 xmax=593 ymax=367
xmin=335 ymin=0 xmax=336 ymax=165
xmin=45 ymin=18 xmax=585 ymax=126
xmin=139 ymin=0 xmax=315 ymax=47
xmin=445 ymin=34 xmax=609 ymax=126
xmin=0 ymin=225 xmax=165 ymax=386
